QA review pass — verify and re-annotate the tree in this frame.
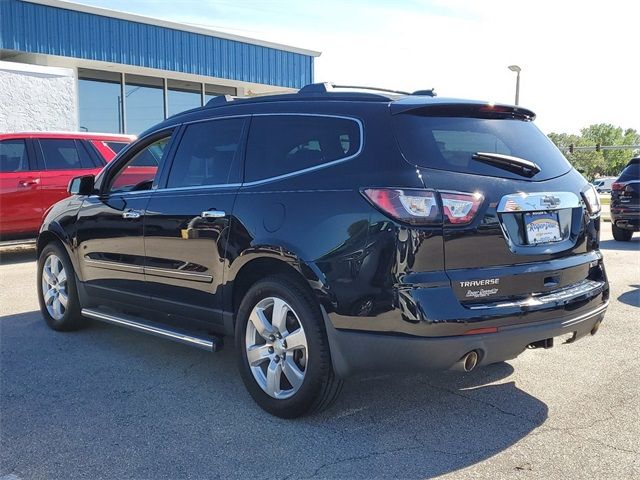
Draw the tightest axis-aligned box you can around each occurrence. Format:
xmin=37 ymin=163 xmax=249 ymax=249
xmin=547 ymin=124 xmax=639 ymax=179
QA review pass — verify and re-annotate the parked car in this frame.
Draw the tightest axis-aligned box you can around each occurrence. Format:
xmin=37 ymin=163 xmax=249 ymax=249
xmin=591 ymin=176 xmax=616 ymax=193
xmin=610 ymin=157 xmax=640 ymax=241
xmin=0 ymin=132 xmax=134 ymax=241
xmin=36 ymin=84 xmax=609 ymax=418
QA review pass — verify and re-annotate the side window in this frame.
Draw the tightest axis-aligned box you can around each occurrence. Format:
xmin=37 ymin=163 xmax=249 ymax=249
xmin=108 ymin=136 xmax=171 ymax=194
xmin=0 ymin=139 xmax=30 ymax=173
xmin=38 ymin=139 xmax=95 ymax=170
xmin=245 ymin=115 xmax=361 ymax=182
xmin=104 ymin=141 xmax=129 ymax=155
xmin=166 ymin=118 xmax=245 ymax=188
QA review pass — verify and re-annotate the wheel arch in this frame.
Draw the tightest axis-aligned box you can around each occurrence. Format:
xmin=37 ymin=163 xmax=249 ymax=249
xmin=37 ymin=224 xmax=80 ymax=277
xmin=226 ymin=250 xmax=332 ymax=324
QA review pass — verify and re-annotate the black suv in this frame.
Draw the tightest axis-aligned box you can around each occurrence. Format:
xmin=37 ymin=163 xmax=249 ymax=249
xmin=610 ymin=157 xmax=639 ymax=241
xmin=37 ymin=83 xmax=609 ymax=417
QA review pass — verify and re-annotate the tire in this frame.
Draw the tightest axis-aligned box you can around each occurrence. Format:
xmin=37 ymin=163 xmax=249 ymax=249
xmin=612 ymin=224 xmax=633 ymax=241
xmin=235 ymin=275 xmax=343 ymax=418
xmin=37 ymin=241 xmax=87 ymax=331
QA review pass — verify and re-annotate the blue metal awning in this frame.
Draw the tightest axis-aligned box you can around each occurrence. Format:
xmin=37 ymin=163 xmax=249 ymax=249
xmin=0 ymin=0 xmax=318 ymax=88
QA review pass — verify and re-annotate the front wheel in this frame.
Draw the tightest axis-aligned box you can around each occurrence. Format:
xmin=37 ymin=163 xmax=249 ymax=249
xmin=612 ymin=224 xmax=633 ymax=241
xmin=235 ymin=275 xmax=342 ymax=418
xmin=37 ymin=242 xmax=87 ymax=331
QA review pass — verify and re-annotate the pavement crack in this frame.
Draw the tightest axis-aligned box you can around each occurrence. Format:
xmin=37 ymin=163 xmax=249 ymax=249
xmin=423 ymin=381 xmax=539 ymax=425
xmin=295 ymin=443 xmax=495 ymax=480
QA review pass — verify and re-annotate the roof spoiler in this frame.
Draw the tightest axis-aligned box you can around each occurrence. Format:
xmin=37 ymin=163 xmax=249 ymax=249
xmin=390 ymin=102 xmax=536 ymax=121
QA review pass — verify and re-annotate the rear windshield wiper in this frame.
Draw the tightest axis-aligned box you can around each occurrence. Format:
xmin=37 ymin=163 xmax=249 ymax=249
xmin=472 ymin=152 xmax=541 ymax=178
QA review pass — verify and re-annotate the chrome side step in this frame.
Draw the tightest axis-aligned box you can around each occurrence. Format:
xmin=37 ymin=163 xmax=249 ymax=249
xmin=82 ymin=308 xmax=222 ymax=351
xmin=0 ymin=238 xmax=36 ymax=248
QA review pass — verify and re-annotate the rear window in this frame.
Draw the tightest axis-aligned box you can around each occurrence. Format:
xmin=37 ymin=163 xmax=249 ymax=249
xmin=393 ymin=114 xmax=572 ymax=181
xmin=618 ymin=161 xmax=639 ymax=182
xmin=245 ymin=115 xmax=361 ymax=182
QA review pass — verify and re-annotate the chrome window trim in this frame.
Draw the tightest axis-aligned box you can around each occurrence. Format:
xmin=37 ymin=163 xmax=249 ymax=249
xmin=153 ymin=183 xmax=242 ymax=193
xmin=497 ymin=191 xmax=582 ymax=213
xmin=242 ymin=113 xmax=364 ymax=187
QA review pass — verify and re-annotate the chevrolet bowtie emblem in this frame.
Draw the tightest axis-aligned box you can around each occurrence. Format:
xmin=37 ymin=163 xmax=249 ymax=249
xmin=541 ymin=195 xmax=561 ymax=208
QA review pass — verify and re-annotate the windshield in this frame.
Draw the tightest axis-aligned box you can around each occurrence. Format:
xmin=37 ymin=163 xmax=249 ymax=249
xmin=393 ymin=114 xmax=573 ymax=181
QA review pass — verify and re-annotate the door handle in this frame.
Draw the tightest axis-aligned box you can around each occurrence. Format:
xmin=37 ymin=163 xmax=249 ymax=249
xmin=201 ymin=210 xmax=226 ymax=219
xmin=18 ymin=178 xmax=39 ymax=188
xmin=122 ymin=210 xmax=142 ymax=219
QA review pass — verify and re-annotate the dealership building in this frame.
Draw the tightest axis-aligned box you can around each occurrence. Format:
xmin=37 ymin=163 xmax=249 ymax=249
xmin=0 ymin=0 xmax=319 ymax=134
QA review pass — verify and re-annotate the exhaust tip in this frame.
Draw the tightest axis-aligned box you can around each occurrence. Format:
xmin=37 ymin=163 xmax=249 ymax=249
xmin=452 ymin=350 xmax=479 ymax=372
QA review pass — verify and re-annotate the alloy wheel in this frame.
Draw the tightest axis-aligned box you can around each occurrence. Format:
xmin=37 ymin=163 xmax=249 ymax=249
xmin=41 ymin=254 xmax=68 ymax=321
xmin=245 ymin=297 xmax=308 ymax=399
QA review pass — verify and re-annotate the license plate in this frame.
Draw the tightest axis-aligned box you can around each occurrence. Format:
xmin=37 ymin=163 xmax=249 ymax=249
xmin=524 ymin=212 xmax=562 ymax=245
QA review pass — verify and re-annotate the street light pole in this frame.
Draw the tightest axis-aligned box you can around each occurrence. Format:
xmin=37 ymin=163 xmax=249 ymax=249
xmin=508 ymin=65 xmax=521 ymax=105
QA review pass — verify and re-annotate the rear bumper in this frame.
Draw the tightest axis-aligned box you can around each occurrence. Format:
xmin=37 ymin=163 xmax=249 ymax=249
xmin=324 ymin=301 xmax=608 ymax=378
xmin=611 ymin=211 xmax=640 ymax=230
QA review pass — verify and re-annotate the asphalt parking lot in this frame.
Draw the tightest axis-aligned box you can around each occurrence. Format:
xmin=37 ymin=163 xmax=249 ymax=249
xmin=1 ymin=229 xmax=638 ymax=480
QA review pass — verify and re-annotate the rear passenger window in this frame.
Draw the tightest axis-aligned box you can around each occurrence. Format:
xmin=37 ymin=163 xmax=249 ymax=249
xmin=167 ymin=118 xmax=245 ymax=188
xmin=0 ymin=139 xmax=30 ymax=172
xmin=245 ymin=115 xmax=361 ymax=182
xmin=104 ymin=141 xmax=128 ymax=155
xmin=38 ymin=139 xmax=94 ymax=170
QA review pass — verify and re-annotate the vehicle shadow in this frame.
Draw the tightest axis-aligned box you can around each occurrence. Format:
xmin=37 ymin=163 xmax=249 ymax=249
xmin=600 ymin=236 xmax=640 ymax=252
xmin=0 ymin=246 xmax=36 ymax=266
xmin=618 ymin=285 xmax=640 ymax=308
xmin=1 ymin=311 xmax=547 ymax=480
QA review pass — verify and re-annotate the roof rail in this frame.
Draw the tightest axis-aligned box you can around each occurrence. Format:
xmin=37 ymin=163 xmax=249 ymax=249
xmin=298 ymin=83 xmax=437 ymax=97
xmin=412 ymin=89 xmax=437 ymax=97
xmin=204 ymin=94 xmax=235 ymax=107
xmin=298 ymin=83 xmax=410 ymax=96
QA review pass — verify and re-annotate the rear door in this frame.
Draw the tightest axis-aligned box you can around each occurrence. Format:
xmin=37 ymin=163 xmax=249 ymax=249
xmin=0 ymin=138 xmax=42 ymax=239
xmin=143 ymin=117 xmax=247 ymax=328
xmin=36 ymin=138 xmax=102 ymax=210
xmin=392 ymin=106 xmax=597 ymax=305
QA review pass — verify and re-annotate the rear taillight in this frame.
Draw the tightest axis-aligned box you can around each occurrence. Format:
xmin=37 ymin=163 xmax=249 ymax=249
xmin=362 ymin=189 xmax=482 ymax=226
xmin=440 ymin=192 xmax=483 ymax=225
xmin=362 ymin=189 xmax=439 ymax=225
xmin=611 ymin=182 xmax=624 ymax=191
xmin=582 ymin=184 xmax=601 ymax=215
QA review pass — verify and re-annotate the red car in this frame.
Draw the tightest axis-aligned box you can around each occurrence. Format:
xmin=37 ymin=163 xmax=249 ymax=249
xmin=0 ymin=132 xmax=134 ymax=241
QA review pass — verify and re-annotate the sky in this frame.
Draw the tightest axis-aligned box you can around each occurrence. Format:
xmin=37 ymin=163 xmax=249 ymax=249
xmin=73 ymin=0 xmax=639 ymax=135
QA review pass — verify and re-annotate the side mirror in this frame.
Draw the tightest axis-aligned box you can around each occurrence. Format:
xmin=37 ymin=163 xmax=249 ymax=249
xmin=68 ymin=175 xmax=95 ymax=195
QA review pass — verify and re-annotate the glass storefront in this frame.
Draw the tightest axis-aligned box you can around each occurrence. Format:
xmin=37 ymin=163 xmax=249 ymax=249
xmin=125 ymin=75 xmax=164 ymax=135
xmin=78 ymin=70 xmax=121 ymax=133
xmin=77 ymin=69 xmax=237 ymax=135
xmin=168 ymin=80 xmax=201 ymax=116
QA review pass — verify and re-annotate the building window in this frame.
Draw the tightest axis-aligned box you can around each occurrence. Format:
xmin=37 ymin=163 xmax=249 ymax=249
xmin=125 ymin=74 xmax=164 ymax=135
xmin=77 ymin=69 xmax=239 ymax=134
xmin=167 ymin=79 xmax=202 ymax=116
xmin=78 ymin=69 xmax=121 ymax=134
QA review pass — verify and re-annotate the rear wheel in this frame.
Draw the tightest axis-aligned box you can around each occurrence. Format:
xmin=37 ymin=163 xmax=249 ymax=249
xmin=612 ymin=224 xmax=633 ymax=241
xmin=235 ymin=275 xmax=342 ymax=418
xmin=37 ymin=242 xmax=87 ymax=331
